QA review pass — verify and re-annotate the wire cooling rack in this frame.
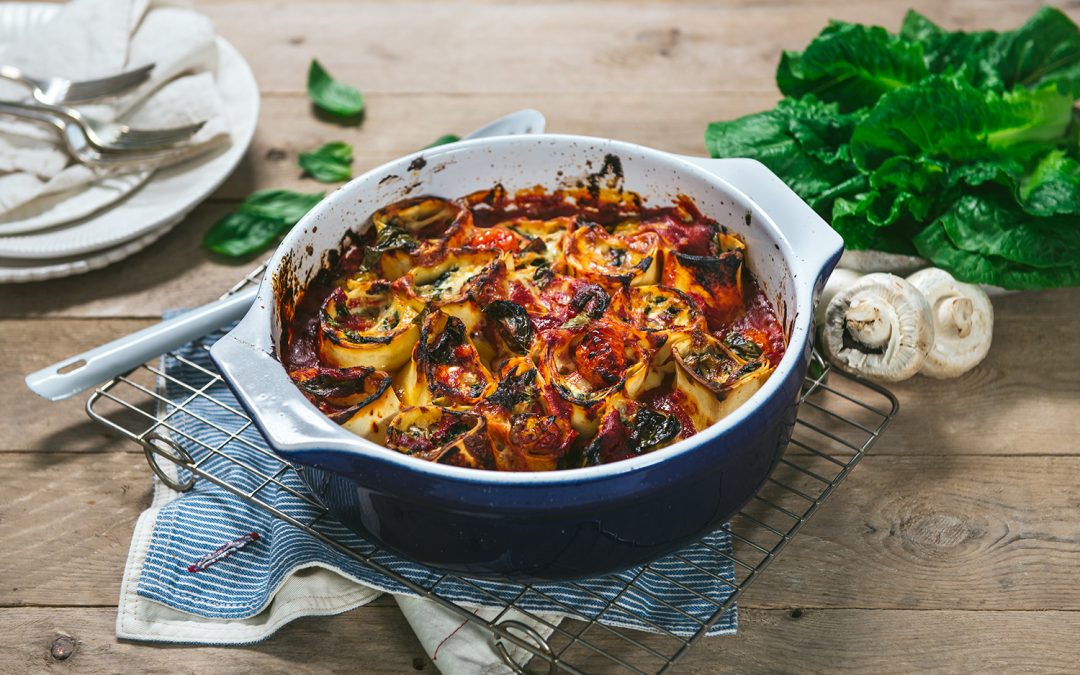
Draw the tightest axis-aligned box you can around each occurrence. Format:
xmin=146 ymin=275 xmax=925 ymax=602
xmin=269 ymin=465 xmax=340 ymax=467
xmin=86 ymin=268 xmax=898 ymax=674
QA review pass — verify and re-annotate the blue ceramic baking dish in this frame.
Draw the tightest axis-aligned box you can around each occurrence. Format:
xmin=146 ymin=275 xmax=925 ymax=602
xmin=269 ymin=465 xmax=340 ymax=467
xmin=210 ymin=134 xmax=843 ymax=581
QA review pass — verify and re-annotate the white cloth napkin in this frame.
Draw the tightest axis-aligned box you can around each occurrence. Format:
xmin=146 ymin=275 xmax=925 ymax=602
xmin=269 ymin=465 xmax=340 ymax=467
xmin=0 ymin=0 xmax=229 ymax=217
xmin=116 ymin=457 xmax=558 ymax=673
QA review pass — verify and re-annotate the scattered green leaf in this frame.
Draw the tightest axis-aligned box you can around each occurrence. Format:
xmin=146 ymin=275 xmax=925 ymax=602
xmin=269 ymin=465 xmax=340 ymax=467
xmin=299 ymin=141 xmax=354 ymax=182
xmin=307 ymin=59 xmax=364 ymax=118
xmin=203 ymin=189 xmax=324 ymax=258
xmin=424 ymin=134 xmax=461 ymax=149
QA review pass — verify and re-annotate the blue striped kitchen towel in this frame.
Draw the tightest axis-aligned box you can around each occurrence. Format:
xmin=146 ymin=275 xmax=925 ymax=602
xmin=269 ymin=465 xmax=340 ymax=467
xmin=134 ymin=317 xmax=737 ymax=637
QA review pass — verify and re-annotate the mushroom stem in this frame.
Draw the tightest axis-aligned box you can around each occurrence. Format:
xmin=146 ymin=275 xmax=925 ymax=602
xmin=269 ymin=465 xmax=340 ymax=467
xmin=937 ymin=296 xmax=973 ymax=338
xmin=845 ymin=298 xmax=892 ymax=349
xmin=907 ymin=268 xmax=993 ymax=379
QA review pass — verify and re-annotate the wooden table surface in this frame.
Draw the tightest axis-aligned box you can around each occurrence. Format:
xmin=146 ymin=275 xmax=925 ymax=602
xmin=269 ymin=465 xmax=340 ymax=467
xmin=3 ymin=0 xmax=1079 ymax=672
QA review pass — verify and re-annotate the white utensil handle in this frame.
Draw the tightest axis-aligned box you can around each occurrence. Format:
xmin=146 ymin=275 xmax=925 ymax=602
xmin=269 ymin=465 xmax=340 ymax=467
xmin=25 ymin=285 xmax=258 ymax=401
xmin=25 ymin=109 xmax=548 ymax=402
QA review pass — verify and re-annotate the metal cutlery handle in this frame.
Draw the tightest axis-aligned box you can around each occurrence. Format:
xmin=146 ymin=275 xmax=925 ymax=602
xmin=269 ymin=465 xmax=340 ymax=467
xmin=25 ymin=286 xmax=259 ymax=402
xmin=25 ymin=108 xmax=548 ymax=401
xmin=0 ymin=99 xmax=67 ymax=131
xmin=0 ymin=64 xmax=36 ymax=90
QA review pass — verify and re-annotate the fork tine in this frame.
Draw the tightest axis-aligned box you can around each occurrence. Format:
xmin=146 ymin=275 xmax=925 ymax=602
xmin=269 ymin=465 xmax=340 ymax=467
xmin=62 ymin=63 xmax=155 ymax=102
xmin=110 ymin=121 xmax=206 ymax=150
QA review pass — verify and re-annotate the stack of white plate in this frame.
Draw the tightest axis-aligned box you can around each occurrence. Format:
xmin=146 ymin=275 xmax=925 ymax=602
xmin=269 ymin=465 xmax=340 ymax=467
xmin=0 ymin=3 xmax=259 ymax=283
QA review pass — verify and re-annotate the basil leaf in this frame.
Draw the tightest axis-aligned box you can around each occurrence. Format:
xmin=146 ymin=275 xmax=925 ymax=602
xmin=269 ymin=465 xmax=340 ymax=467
xmin=424 ymin=134 xmax=461 ymax=149
xmin=203 ymin=189 xmax=324 ymax=258
xmin=299 ymin=141 xmax=353 ymax=182
xmin=778 ymin=21 xmax=929 ymax=111
xmin=203 ymin=212 xmax=287 ymax=258
xmin=239 ymin=189 xmax=325 ymax=225
xmin=307 ymin=59 xmax=364 ymax=118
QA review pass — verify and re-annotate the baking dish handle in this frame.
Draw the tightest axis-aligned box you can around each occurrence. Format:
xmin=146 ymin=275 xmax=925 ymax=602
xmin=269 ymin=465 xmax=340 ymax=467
xmin=209 ymin=301 xmax=383 ymax=457
xmin=673 ymin=155 xmax=844 ymax=293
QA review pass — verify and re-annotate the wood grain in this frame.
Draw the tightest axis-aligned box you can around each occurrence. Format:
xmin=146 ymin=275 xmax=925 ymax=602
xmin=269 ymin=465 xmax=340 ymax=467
xmin=4 ymin=1 xmax=1080 ymax=671
xmin=3 ymin=452 xmax=1080 ymax=610
xmin=2 ymin=606 xmax=1078 ymax=673
xmin=0 ymin=605 xmax=431 ymax=674
xmin=195 ymin=1 xmax=1062 ymax=95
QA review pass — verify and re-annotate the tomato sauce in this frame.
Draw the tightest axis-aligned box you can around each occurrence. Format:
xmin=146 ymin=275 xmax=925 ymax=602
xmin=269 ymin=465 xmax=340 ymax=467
xmin=281 ymin=185 xmax=788 ymax=471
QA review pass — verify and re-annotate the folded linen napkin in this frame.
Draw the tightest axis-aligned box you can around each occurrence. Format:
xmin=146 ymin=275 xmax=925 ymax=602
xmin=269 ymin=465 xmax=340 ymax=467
xmin=0 ymin=0 xmax=229 ymax=218
xmin=117 ymin=319 xmax=737 ymax=673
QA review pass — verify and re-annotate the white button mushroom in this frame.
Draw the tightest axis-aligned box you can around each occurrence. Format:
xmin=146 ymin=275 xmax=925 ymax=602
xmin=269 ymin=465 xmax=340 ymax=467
xmin=821 ymin=273 xmax=934 ymax=382
xmin=815 ymin=268 xmax=864 ymax=326
xmin=906 ymin=268 xmax=993 ymax=379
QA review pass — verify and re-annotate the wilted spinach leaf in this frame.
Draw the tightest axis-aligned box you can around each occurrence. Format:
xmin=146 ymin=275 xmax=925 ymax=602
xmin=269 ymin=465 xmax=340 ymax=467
xmin=362 ymin=224 xmax=419 ymax=269
xmin=629 ymin=409 xmax=681 ymax=453
xmin=482 ymin=300 xmax=534 ymax=353
xmin=486 ymin=366 xmax=538 ymax=409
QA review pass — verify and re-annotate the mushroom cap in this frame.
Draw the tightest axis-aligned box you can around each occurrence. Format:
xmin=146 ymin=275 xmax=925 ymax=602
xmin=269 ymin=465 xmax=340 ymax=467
xmin=821 ymin=273 xmax=934 ymax=383
xmin=906 ymin=268 xmax=993 ymax=379
xmin=815 ymin=268 xmax=864 ymax=326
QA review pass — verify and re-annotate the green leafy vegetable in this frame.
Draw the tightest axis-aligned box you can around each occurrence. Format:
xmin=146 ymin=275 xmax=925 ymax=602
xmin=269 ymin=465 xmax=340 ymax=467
xmin=850 ymin=77 xmax=1073 ymax=170
xmin=936 ymin=193 xmax=1080 ymax=269
xmin=705 ymin=7 xmax=1080 ymax=289
xmin=778 ymin=21 xmax=928 ymax=111
xmin=424 ymin=134 xmax=461 ymax=149
xmin=307 ymin=59 xmax=364 ymax=118
xmin=705 ymin=96 xmax=865 ymax=215
xmin=203 ymin=189 xmax=324 ymax=257
xmin=899 ymin=10 xmax=998 ymax=81
xmin=299 ymin=141 xmax=354 ymax=182
xmin=1018 ymin=150 xmax=1080 ymax=216
xmin=915 ymin=218 xmax=1080 ymax=289
xmin=977 ymin=7 xmax=1080 ymax=95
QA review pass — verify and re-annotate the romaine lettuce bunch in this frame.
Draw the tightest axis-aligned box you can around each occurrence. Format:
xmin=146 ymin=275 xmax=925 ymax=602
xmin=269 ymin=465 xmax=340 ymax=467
xmin=706 ymin=8 xmax=1080 ymax=289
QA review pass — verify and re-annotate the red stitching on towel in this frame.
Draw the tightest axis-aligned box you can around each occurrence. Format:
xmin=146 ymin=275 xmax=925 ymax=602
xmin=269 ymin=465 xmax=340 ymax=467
xmin=187 ymin=532 xmax=261 ymax=573
xmin=432 ymin=616 xmax=471 ymax=661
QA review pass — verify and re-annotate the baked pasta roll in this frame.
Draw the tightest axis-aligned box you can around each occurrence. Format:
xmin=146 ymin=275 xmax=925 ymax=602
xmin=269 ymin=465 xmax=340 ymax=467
xmin=319 ymin=283 xmax=422 ymax=371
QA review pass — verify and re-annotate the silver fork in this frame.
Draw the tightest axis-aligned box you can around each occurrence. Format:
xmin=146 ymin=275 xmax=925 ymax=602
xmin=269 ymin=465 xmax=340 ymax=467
xmin=0 ymin=100 xmax=219 ymax=168
xmin=0 ymin=63 xmax=154 ymax=104
xmin=0 ymin=98 xmax=204 ymax=152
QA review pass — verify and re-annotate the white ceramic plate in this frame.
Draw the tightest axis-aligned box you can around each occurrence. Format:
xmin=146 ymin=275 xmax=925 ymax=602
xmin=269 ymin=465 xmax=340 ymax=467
xmin=0 ymin=2 xmax=151 ymax=235
xmin=0 ymin=3 xmax=259 ymax=278
xmin=0 ymin=224 xmax=171 ymax=283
